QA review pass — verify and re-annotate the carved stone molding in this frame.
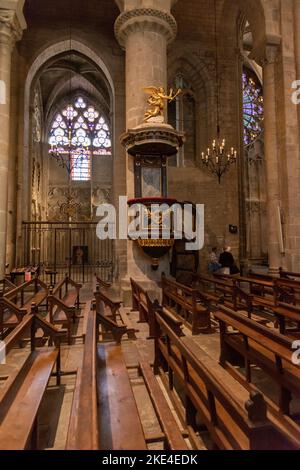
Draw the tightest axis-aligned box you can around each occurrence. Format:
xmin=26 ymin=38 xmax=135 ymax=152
xmin=250 ymin=36 xmax=281 ymax=67
xmin=0 ymin=10 xmax=23 ymax=47
xmin=115 ymin=8 xmax=177 ymax=49
xmin=263 ymin=43 xmax=280 ymax=66
xmin=120 ymin=123 xmax=184 ymax=157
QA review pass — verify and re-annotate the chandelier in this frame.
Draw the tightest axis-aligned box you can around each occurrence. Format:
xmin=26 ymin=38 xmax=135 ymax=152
xmin=201 ymin=0 xmax=238 ymax=183
xmin=49 ymin=124 xmax=88 ymax=176
xmin=201 ymin=128 xmax=237 ymax=184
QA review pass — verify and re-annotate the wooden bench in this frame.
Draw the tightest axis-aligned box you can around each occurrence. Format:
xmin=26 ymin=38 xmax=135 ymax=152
xmin=139 ymin=361 xmax=188 ymax=450
xmin=156 ymin=305 xmax=184 ymax=338
xmin=0 ymin=278 xmax=15 ymax=295
xmin=2 ymin=276 xmax=48 ymax=313
xmin=272 ymin=302 xmax=300 ymax=335
xmin=94 ymin=285 xmax=136 ymax=340
xmin=193 ymin=274 xmax=236 ymax=306
xmin=66 ymin=307 xmax=99 ymax=450
xmin=162 ymin=274 xmax=210 ymax=334
xmin=154 ymin=309 xmax=297 ymax=449
xmin=0 ymin=297 xmax=27 ymax=340
xmin=130 ymin=278 xmax=158 ymax=338
xmin=234 ymin=276 xmax=275 ymax=310
xmin=93 ymin=299 xmax=128 ymax=344
xmin=130 ymin=278 xmax=149 ymax=322
xmin=94 ymin=273 xmax=111 ymax=289
xmin=0 ymin=277 xmax=49 ymax=339
xmin=52 ymin=274 xmax=81 ymax=309
xmin=67 ymin=308 xmax=146 ymax=451
xmin=205 ymin=280 xmax=254 ymax=319
xmin=214 ymin=305 xmax=300 ymax=415
xmin=94 ymin=284 xmax=122 ymax=320
xmin=248 ymin=270 xmax=275 ymax=282
xmin=47 ymin=275 xmax=82 ymax=344
xmin=274 ymin=277 xmax=300 ymax=306
xmin=280 ymin=268 xmax=300 ymax=281
xmin=98 ymin=342 xmax=146 ymax=450
xmin=0 ymin=306 xmax=63 ymax=450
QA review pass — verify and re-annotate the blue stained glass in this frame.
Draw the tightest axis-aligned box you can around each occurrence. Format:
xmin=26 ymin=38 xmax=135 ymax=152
xmin=243 ymin=68 xmax=264 ymax=146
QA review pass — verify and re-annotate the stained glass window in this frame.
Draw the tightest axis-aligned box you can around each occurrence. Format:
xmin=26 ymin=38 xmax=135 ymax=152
xmin=49 ymin=96 xmax=111 ymax=181
xmin=243 ymin=67 xmax=264 ymax=146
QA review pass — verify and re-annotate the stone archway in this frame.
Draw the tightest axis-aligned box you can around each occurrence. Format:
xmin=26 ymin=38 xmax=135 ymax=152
xmin=220 ymin=0 xmax=280 ymax=60
xmin=168 ymin=51 xmax=215 ymax=165
xmin=21 ymin=40 xmax=116 ymax=222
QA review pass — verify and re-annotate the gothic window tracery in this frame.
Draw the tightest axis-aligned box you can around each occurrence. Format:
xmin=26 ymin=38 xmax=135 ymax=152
xmin=243 ymin=67 xmax=264 ymax=146
xmin=49 ymin=95 xmax=112 ymax=181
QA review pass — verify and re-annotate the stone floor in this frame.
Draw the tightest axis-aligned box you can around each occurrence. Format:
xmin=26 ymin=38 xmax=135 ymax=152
xmin=1 ymin=284 xmax=299 ymax=450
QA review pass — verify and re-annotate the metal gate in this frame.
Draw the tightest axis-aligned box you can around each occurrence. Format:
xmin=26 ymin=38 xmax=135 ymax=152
xmin=22 ymin=221 xmax=115 ymax=284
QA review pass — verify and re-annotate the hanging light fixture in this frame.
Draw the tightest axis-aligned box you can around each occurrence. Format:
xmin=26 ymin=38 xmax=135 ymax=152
xmin=201 ymin=0 xmax=237 ymax=183
xmin=49 ymin=0 xmax=87 ymax=176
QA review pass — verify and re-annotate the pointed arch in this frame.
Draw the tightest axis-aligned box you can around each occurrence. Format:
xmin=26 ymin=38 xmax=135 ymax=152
xmin=21 ymin=40 xmax=115 ymax=221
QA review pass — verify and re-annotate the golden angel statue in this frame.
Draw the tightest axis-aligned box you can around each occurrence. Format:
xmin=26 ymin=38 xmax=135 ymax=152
xmin=143 ymin=87 xmax=182 ymax=122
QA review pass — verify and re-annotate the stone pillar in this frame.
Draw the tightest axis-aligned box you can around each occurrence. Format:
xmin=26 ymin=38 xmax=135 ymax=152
xmin=0 ymin=9 xmax=23 ymax=278
xmin=115 ymin=3 xmax=177 ymax=293
xmin=262 ymin=45 xmax=282 ymax=274
xmin=115 ymin=6 xmax=177 ymax=197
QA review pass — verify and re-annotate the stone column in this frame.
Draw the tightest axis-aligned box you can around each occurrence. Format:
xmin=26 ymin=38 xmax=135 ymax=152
xmin=117 ymin=13 xmax=176 ymax=128
xmin=115 ymin=6 xmax=177 ymax=197
xmin=262 ymin=45 xmax=282 ymax=274
xmin=114 ymin=4 xmax=177 ymax=292
xmin=0 ymin=10 xmax=23 ymax=278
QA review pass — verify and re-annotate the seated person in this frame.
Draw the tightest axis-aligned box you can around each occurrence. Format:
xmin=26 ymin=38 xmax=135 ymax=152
xmin=219 ymin=246 xmax=240 ymax=275
xmin=208 ymin=247 xmax=221 ymax=273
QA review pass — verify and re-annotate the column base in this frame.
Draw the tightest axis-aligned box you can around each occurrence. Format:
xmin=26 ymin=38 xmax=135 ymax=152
xmin=268 ymin=266 xmax=280 ymax=276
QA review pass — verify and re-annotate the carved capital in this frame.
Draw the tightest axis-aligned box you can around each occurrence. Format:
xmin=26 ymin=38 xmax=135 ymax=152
xmin=263 ymin=43 xmax=280 ymax=66
xmin=250 ymin=35 xmax=281 ymax=67
xmin=0 ymin=10 xmax=23 ymax=48
xmin=114 ymin=8 xmax=177 ymax=49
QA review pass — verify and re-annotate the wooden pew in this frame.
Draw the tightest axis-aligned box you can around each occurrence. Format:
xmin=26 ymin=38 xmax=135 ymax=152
xmin=139 ymin=361 xmax=188 ymax=450
xmin=272 ymin=302 xmax=300 ymax=335
xmin=214 ymin=305 xmax=300 ymax=415
xmin=94 ymin=285 xmax=136 ymax=339
xmin=0 ymin=305 xmax=63 ymax=450
xmin=274 ymin=277 xmax=300 ymax=306
xmin=130 ymin=278 xmax=148 ymax=321
xmin=162 ymin=274 xmax=210 ymax=334
xmin=0 ymin=277 xmax=48 ymax=339
xmin=94 ymin=273 xmax=112 ymax=289
xmin=205 ymin=278 xmax=254 ymax=318
xmin=248 ymin=270 xmax=275 ymax=282
xmin=66 ymin=306 xmax=99 ymax=450
xmin=67 ymin=308 xmax=146 ymax=450
xmin=94 ymin=284 xmax=122 ymax=320
xmin=2 ymin=276 xmax=48 ymax=313
xmin=0 ymin=297 xmax=27 ymax=340
xmin=193 ymin=274 xmax=236 ymax=306
xmin=130 ymin=278 xmax=158 ymax=338
xmin=47 ymin=275 xmax=82 ymax=344
xmin=51 ymin=274 xmax=81 ymax=309
xmin=154 ymin=308 xmax=298 ymax=449
xmin=235 ymin=276 xmax=275 ymax=310
xmin=92 ymin=299 xmax=128 ymax=344
xmin=97 ymin=342 xmax=146 ymax=450
xmin=280 ymin=268 xmax=300 ymax=281
xmin=0 ymin=278 xmax=15 ymax=295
